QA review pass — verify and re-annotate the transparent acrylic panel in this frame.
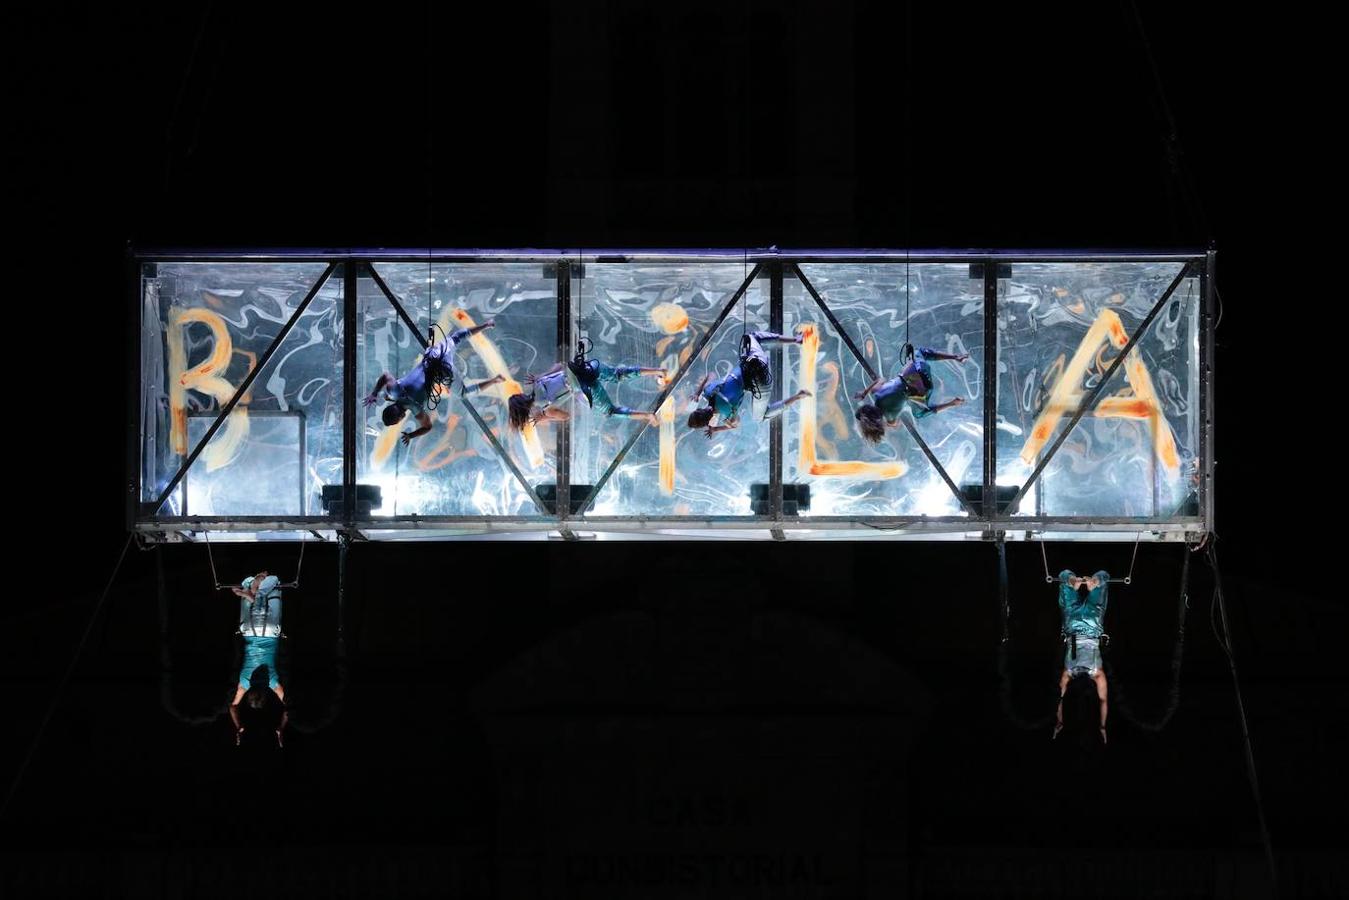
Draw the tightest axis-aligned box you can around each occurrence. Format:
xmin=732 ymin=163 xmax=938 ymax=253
xmin=183 ymin=413 xmax=305 ymax=515
xmin=788 ymin=264 xmax=984 ymax=517
xmin=996 ymin=262 xmax=1200 ymax=517
xmin=573 ymin=262 xmax=769 ymax=517
xmin=357 ymin=263 xmax=556 ymax=516
xmin=139 ymin=262 xmax=342 ymax=516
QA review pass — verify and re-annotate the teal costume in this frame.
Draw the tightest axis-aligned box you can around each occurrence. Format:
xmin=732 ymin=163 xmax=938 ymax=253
xmin=701 ymin=368 xmax=748 ymax=421
xmin=240 ymin=637 xmax=281 ymax=690
xmin=237 ymin=574 xmax=282 ymax=690
xmin=873 ymin=345 xmax=960 ymax=420
xmin=1058 ymin=569 xmax=1110 ymax=676
xmin=568 ymin=358 xmax=647 ymax=416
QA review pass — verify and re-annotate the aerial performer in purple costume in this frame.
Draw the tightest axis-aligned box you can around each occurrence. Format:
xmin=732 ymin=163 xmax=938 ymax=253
xmin=853 ymin=343 xmax=968 ymax=443
xmin=686 ymin=331 xmax=811 ymax=438
xmin=363 ymin=321 xmax=505 ymax=445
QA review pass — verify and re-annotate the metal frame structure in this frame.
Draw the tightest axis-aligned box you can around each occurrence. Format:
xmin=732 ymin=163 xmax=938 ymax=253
xmin=129 ymin=248 xmax=1212 ymax=542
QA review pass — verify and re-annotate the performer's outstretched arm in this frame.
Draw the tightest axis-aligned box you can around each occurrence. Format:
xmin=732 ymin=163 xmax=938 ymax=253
xmin=363 ymin=373 xmax=394 ymax=406
xmin=853 ymin=377 xmax=884 ymax=400
xmin=448 ymin=319 xmax=496 ymax=343
xmin=607 ymin=365 xmax=666 ymax=380
xmin=916 ymin=347 xmax=969 ymax=363
xmin=462 ymin=374 xmax=505 ymax=395
xmin=231 ymin=572 xmax=270 ymax=600
xmin=749 ymin=330 xmax=804 ymax=345
xmin=909 ymin=397 xmax=965 ymax=417
xmin=702 ymin=398 xmax=740 ymax=437
xmin=690 ymin=373 xmax=712 ymax=403
xmin=607 ymin=406 xmax=660 ymax=426
xmin=530 ymin=406 xmax=571 ymax=425
xmin=401 ymin=412 xmax=433 ymax=445
xmin=526 ymin=362 xmax=565 ymax=383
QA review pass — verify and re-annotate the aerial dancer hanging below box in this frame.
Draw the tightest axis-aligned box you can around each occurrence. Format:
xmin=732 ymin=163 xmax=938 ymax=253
xmin=229 ymin=571 xmax=288 ymax=747
xmin=1053 ymin=570 xmax=1112 ymax=746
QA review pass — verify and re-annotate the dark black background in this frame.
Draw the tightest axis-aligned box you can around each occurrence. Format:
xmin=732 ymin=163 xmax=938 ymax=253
xmin=7 ymin=1 xmax=1343 ymax=897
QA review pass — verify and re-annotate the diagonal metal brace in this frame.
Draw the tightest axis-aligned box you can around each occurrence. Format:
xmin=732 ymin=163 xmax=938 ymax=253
xmin=576 ymin=262 xmax=764 ymax=515
xmin=153 ymin=263 xmax=338 ymax=514
xmin=366 ymin=262 xmax=429 ymax=345
xmin=1004 ymin=262 xmax=1193 ymax=515
xmin=454 ymin=384 xmax=552 ymax=516
xmin=792 ymin=264 xmax=977 ymax=517
xmin=365 ymin=263 xmax=551 ymax=517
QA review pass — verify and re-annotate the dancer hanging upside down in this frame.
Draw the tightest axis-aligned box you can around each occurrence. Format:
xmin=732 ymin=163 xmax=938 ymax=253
xmin=229 ymin=571 xmax=287 ymax=746
xmin=363 ymin=321 xmax=504 ymax=445
xmin=854 ymin=343 xmax=968 ymax=443
xmin=507 ymin=340 xmax=665 ymax=431
xmin=686 ymin=331 xmax=811 ymax=438
xmin=1053 ymin=569 xmax=1112 ymax=745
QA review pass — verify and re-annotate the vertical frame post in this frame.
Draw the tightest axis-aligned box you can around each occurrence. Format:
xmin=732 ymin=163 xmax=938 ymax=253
xmin=556 ymin=259 xmax=573 ymax=522
xmin=982 ymin=258 xmax=998 ymax=523
xmin=1200 ymin=248 xmax=1215 ymax=533
xmin=126 ymin=250 xmax=143 ymax=529
xmin=342 ymin=262 xmax=359 ymax=528
xmin=768 ymin=260 xmax=784 ymax=525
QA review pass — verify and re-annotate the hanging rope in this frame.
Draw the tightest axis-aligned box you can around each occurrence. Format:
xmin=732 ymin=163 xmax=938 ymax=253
xmin=423 ymin=322 xmax=457 ymax=413
xmin=742 ymin=247 xmax=749 ymax=339
xmin=419 ymin=0 xmax=433 ymax=505
xmin=1124 ymin=0 xmax=1209 ymax=240
xmin=289 ymin=537 xmax=305 ymax=589
xmin=903 ymin=0 xmax=912 ymax=352
xmin=158 ymin=545 xmax=231 ymax=726
xmin=996 ymin=539 xmax=1059 ymax=731
xmin=205 ymin=528 xmax=222 ymax=587
xmin=288 ymin=534 xmax=348 ymax=734
xmin=1101 ymin=543 xmax=1191 ymax=732
xmin=425 ymin=0 xmax=434 ymax=318
xmin=162 ymin=542 xmax=346 ymax=735
xmin=576 ymin=247 xmax=586 ymax=362
xmin=1205 ymin=535 xmax=1279 ymax=893
xmin=1003 ymin=537 xmax=1191 ymax=735
xmin=904 ymin=256 xmax=911 ymax=351
xmin=3 ymin=533 xmax=135 ymax=822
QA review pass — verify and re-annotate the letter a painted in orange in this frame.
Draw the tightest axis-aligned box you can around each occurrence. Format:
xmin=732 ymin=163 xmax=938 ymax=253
xmin=1019 ymin=309 xmax=1179 ymax=474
